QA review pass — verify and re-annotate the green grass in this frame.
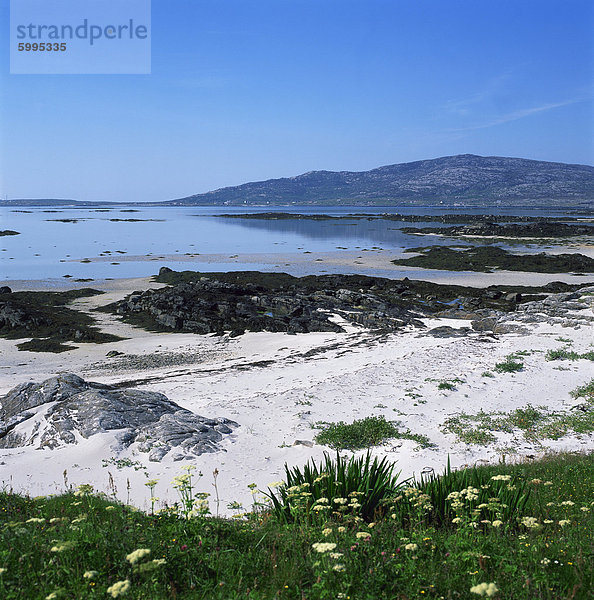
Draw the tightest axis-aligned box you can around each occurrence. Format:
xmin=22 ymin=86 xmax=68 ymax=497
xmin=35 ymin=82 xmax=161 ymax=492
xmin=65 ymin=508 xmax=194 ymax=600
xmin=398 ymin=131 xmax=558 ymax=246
xmin=571 ymin=379 xmax=594 ymax=402
xmin=438 ymin=381 xmax=456 ymax=391
xmin=1 ymin=452 xmax=592 ymax=599
xmin=546 ymin=348 xmax=594 ymax=361
xmin=314 ymin=416 xmax=434 ymax=451
xmin=494 ymin=355 xmax=524 ymax=373
xmin=442 ymin=396 xmax=594 ymax=445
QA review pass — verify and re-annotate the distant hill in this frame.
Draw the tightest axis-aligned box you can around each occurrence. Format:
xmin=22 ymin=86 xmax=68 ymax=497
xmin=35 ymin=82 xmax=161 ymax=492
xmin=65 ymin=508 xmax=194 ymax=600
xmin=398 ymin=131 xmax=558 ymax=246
xmin=170 ymin=154 xmax=594 ymax=207
xmin=3 ymin=155 xmax=593 ymax=208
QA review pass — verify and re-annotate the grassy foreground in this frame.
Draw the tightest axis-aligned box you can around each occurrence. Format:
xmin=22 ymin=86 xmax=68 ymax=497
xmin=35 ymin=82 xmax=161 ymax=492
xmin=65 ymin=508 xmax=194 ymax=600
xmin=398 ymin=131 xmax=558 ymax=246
xmin=1 ymin=452 xmax=593 ymax=599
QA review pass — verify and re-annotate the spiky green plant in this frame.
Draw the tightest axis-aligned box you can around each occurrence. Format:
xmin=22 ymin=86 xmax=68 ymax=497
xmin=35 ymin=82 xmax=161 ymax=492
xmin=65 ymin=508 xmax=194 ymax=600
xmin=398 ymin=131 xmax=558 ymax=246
xmin=264 ymin=451 xmax=404 ymax=523
xmin=386 ymin=458 xmax=531 ymax=528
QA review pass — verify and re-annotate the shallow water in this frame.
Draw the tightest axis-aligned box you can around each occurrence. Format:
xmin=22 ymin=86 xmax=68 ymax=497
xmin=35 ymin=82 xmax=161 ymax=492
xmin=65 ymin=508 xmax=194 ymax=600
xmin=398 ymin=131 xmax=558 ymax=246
xmin=0 ymin=205 xmax=589 ymax=281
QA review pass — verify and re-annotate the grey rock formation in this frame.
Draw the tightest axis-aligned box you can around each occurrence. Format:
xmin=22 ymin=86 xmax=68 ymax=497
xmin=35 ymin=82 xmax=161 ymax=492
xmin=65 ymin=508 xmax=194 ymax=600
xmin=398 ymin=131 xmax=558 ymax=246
xmin=0 ymin=374 xmax=237 ymax=460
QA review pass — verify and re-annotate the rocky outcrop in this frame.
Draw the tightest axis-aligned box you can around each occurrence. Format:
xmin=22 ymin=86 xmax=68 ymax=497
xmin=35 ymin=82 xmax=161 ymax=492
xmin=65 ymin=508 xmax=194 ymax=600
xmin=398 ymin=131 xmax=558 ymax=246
xmin=102 ymin=269 xmax=591 ymax=337
xmin=0 ymin=289 xmax=122 ymax=352
xmin=107 ymin=275 xmax=424 ymax=335
xmin=0 ymin=374 xmax=237 ymax=460
xmin=392 ymin=245 xmax=594 ymax=274
xmin=401 ymin=222 xmax=594 ymax=238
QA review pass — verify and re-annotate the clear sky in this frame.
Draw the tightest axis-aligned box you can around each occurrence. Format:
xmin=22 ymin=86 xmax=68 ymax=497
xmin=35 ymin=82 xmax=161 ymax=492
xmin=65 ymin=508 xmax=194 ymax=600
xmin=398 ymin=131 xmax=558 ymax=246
xmin=1 ymin=0 xmax=593 ymax=202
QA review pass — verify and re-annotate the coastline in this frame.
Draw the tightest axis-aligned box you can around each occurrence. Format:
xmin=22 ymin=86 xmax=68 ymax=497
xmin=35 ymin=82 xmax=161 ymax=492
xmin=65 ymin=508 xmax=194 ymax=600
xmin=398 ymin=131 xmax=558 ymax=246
xmin=1 ymin=270 xmax=593 ymax=515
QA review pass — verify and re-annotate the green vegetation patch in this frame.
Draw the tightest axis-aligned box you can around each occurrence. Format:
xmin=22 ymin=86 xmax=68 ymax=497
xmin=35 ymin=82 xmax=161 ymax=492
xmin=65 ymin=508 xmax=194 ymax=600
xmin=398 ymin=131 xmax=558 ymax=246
xmin=494 ymin=354 xmax=524 ymax=373
xmin=314 ymin=416 xmax=433 ymax=450
xmin=571 ymin=379 xmax=594 ymax=403
xmin=443 ymin=387 xmax=594 ymax=445
xmin=546 ymin=347 xmax=594 ymax=361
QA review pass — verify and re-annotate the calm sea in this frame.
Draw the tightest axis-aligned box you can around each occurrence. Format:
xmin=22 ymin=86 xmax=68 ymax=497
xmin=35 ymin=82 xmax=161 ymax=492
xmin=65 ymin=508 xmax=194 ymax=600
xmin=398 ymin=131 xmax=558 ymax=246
xmin=0 ymin=205 xmax=588 ymax=282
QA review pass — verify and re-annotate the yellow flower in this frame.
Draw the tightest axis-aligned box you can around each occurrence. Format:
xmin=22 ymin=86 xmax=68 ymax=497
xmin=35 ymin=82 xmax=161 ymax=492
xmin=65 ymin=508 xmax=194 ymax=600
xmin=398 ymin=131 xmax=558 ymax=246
xmin=26 ymin=518 xmax=45 ymax=524
xmin=333 ymin=498 xmax=348 ymax=505
xmin=322 ymin=528 xmax=333 ymax=536
xmin=106 ymin=580 xmax=130 ymax=598
xmin=312 ymin=542 xmax=337 ymax=553
xmin=45 ymin=593 xmax=60 ymax=600
xmin=490 ymin=475 xmax=511 ymax=482
xmin=0 ymin=568 xmax=6 ymax=575
xmin=329 ymin=552 xmax=344 ymax=559
xmin=333 ymin=564 xmax=346 ymax=572
xmin=105 ymin=506 xmax=116 ymax=511
xmin=404 ymin=543 xmax=418 ymax=551
xmin=491 ymin=520 xmax=503 ymax=528
xmin=126 ymin=548 xmax=151 ymax=564
xmin=470 ymin=582 xmax=499 ymax=597
xmin=356 ymin=532 xmax=370 ymax=539
xmin=558 ymin=520 xmax=571 ymax=527
xmin=337 ymin=526 xmax=346 ymax=533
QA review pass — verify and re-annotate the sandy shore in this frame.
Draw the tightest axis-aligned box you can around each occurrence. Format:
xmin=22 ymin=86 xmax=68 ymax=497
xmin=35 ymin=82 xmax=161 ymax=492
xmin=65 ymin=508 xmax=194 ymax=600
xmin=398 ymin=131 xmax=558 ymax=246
xmin=1 ymin=275 xmax=593 ymax=516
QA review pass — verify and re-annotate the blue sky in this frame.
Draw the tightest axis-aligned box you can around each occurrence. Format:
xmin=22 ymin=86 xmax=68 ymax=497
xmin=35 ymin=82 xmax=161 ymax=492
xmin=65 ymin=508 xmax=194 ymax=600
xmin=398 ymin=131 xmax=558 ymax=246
xmin=1 ymin=0 xmax=593 ymax=201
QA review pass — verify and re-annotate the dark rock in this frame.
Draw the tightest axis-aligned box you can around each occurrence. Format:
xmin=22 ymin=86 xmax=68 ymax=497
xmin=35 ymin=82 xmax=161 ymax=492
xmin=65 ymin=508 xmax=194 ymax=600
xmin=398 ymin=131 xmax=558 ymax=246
xmin=401 ymin=222 xmax=594 ymax=238
xmin=0 ymin=287 xmax=11 ymax=294
xmin=99 ymin=269 xmax=592 ymax=338
xmin=0 ymin=374 xmax=238 ymax=459
xmin=0 ymin=289 xmax=122 ymax=351
xmin=425 ymin=326 xmax=471 ymax=338
xmin=392 ymin=245 xmax=594 ymax=274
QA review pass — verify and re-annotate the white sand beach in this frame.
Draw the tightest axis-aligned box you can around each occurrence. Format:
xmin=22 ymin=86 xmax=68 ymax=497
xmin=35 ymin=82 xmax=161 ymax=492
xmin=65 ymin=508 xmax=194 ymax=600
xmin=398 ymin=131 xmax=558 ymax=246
xmin=0 ymin=274 xmax=593 ymax=516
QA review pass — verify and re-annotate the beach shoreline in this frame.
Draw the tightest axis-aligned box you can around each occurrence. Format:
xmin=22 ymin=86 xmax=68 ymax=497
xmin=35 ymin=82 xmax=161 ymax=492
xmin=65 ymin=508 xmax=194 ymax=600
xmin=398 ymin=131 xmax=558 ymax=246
xmin=1 ymin=272 xmax=593 ymax=515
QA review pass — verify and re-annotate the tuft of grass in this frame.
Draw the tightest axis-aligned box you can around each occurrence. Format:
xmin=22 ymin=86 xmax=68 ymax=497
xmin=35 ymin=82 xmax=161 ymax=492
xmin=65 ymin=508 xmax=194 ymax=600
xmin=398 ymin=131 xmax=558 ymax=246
xmin=494 ymin=355 xmax=524 ymax=373
xmin=438 ymin=381 xmax=456 ymax=391
xmin=314 ymin=416 xmax=399 ymax=450
xmin=443 ymin=383 xmax=594 ymax=445
xmin=546 ymin=348 xmax=594 ymax=361
xmin=571 ymin=379 xmax=594 ymax=403
xmin=314 ymin=416 xmax=434 ymax=451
